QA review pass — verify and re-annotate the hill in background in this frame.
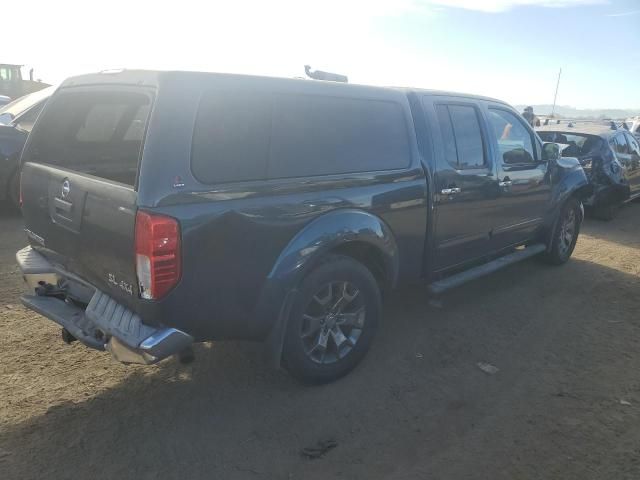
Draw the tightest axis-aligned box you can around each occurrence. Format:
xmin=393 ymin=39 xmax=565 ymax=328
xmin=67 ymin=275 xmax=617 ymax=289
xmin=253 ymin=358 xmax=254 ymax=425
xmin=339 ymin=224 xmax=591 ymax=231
xmin=514 ymin=105 xmax=640 ymax=119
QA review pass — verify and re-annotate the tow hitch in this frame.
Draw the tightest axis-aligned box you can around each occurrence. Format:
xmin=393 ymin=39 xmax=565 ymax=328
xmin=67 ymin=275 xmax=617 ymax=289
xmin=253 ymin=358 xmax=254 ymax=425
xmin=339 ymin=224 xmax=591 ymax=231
xmin=35 ymin=282 xmax=67 ymax=300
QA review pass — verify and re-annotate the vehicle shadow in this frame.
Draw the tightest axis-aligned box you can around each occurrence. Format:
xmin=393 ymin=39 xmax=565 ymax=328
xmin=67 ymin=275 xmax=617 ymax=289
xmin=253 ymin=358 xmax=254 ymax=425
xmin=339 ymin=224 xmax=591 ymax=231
xmin=2 ymin=255 xmax=639 ymax=480
xmin=581 ymin=199 xmax=640 ymax=249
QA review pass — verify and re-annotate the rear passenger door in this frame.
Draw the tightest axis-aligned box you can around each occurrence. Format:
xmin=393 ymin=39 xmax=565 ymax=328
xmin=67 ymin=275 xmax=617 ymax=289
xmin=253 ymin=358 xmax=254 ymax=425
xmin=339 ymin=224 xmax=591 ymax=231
xmin=486 ymin=106 xmax=551 ymax=250
xmin=424 ymin=96 xmax=498 ymax=271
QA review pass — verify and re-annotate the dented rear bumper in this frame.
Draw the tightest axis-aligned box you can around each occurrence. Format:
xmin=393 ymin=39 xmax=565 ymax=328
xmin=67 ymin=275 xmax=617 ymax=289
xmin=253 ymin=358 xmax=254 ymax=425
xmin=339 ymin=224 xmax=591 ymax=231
xmin=17 ymin=246 xmax=193 ymax=364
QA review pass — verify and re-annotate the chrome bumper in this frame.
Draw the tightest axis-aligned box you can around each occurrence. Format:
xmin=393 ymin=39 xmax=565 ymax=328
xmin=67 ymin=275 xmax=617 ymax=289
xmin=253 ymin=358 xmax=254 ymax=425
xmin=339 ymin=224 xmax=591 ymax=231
xmin=17 ymin=246 xmax=192 ymax=365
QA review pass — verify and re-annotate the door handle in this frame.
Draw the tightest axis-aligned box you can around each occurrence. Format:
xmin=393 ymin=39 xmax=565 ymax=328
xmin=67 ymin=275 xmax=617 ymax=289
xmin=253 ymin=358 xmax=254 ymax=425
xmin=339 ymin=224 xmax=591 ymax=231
xmin=54 ymin=197 xmax=73 ymax=213
xmin=441 ymin=187 xmax=461 ymax=195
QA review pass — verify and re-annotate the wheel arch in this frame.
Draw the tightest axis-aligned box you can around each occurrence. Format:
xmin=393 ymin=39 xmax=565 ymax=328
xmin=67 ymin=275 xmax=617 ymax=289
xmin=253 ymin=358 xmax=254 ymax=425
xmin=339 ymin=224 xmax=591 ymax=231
xmin=258 ymin=209 xmax=399 ymax=368
xmin=267 ymin=209 xmax=400 ymax=290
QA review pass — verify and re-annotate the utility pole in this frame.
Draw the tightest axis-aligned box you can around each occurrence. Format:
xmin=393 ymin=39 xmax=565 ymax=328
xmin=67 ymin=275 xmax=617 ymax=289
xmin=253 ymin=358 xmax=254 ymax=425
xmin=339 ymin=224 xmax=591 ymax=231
xmin=551 ymin=68 xmax=562 ymax=118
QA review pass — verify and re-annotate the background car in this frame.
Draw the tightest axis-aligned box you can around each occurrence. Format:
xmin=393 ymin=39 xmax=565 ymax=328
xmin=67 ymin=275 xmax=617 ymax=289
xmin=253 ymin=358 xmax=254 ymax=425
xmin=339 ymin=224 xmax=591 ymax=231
xmin=538 ymin=123 xmax=640 ymax=219
xmin=626 ymin=116 xmax=640 ymax=140
xmin=0 ymin=86 xmax=54 ymax=207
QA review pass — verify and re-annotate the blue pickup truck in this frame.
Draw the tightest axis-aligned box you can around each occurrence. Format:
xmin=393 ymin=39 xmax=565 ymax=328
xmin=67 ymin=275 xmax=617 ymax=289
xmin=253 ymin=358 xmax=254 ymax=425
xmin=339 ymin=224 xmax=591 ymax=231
xmin=16 ymin=70 xmax=591 ymax=383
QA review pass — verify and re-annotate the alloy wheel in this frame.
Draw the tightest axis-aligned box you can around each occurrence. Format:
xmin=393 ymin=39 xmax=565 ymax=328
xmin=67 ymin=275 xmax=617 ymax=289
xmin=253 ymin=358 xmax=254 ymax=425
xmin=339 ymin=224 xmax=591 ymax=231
xmin=558 ymin=207 xmax=576 ymax=255
xmin=300 ymin=281 xmax=366 ymax=365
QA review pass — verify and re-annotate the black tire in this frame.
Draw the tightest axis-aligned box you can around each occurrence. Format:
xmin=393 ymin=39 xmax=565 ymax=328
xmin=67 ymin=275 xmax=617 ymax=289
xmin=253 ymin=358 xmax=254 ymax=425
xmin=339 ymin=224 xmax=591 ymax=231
xmin=282 ymin=255 xmax=381 ymax=384
xmin=543 ymin=197 xmax=582 ymax=265
xmin=8 ymin=170 xmax=20 ymax=209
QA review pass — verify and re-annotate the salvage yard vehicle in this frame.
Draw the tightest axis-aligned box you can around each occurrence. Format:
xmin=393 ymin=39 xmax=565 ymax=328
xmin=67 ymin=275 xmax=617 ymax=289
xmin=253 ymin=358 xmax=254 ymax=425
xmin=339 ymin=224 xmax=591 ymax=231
xmin=0 ymin=64 xmax=50 ymax=100
xmin=17 ymin=70 xmax=591 ymax=383
xmin=0 ymin=86 xmax=54 ymax=206
xmin=627 ymin=117 xmax=640 ymax=140
xmin=538 ymin=123 xmax=640 ymax=220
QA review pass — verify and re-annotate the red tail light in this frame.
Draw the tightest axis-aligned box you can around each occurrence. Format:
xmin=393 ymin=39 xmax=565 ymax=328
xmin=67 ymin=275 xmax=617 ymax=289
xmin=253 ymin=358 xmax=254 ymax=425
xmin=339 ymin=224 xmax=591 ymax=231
xmin=135 ymin=211 xmax=181 ymax=300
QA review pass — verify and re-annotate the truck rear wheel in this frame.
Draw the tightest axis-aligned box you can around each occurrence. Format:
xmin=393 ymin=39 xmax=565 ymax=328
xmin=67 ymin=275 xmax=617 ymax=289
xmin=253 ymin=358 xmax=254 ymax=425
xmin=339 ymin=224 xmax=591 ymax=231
xmin=282 ymin=255 xmax=381 ymax=384
xmin=543 ymin=198 xmax=581 ymax=265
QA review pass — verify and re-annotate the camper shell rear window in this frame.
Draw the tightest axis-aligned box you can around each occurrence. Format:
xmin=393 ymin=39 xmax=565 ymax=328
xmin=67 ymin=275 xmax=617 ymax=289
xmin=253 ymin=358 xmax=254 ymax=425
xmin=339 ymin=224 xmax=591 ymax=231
xmin=23 ymin=88 xmax=152 ymax=187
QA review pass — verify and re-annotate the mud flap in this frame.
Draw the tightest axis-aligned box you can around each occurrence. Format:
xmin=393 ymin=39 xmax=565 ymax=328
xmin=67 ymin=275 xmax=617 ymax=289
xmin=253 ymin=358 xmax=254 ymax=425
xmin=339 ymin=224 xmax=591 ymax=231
xmin=263 ymin=289 xmax=297 ymax=369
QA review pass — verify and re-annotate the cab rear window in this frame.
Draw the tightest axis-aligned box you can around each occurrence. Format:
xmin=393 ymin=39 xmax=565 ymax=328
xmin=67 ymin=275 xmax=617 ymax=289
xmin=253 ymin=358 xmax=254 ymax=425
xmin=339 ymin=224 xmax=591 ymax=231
xmin=23 ymin=90 xmax=151 ymax=187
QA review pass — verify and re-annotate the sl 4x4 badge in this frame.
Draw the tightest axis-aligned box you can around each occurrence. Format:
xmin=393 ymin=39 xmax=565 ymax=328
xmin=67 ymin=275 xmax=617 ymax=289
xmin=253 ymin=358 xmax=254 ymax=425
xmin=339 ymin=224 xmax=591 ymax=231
xmin=107 ymin=273 xmax=134 ymax=296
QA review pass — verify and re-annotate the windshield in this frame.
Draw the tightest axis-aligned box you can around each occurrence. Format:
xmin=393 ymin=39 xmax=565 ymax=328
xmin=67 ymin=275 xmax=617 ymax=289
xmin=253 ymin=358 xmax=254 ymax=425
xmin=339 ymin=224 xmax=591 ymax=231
xmin=0 ymin=85 xmax=55 ymax=123
xmin=538 ymin=132 xmax=603 ymax=157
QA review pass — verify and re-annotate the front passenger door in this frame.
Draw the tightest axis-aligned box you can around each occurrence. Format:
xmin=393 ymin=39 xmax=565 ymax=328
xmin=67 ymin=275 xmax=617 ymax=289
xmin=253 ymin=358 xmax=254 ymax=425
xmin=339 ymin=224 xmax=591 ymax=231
xmin=486 ymin=107 xmax=552 ymax=250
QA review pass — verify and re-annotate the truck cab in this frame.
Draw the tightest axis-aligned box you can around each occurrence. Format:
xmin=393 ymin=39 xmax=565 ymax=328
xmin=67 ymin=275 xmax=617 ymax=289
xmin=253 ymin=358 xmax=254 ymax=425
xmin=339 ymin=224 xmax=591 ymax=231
xmin=16 ymin=70 xmax=591 ymax=383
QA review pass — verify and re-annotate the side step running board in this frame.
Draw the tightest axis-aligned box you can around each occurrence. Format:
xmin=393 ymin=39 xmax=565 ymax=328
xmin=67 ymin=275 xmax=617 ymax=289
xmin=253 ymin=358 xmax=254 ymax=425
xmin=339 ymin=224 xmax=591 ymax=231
xmin=428 ymin=244 xmax=546 ymax=295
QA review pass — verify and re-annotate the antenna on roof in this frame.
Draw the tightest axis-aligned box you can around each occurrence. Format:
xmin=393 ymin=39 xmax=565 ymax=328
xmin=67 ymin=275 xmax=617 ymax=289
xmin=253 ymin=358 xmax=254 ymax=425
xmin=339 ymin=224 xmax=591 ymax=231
xmin=304 ymin=65 xmax=348 ymax=83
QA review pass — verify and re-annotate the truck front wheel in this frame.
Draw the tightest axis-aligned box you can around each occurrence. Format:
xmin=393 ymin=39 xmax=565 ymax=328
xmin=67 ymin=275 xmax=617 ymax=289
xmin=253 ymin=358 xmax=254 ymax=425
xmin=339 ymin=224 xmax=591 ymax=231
xmin=282 ymin=255 xmax=381 ymax=384
xmin=543 ymin=198 xmax=582 ymax=265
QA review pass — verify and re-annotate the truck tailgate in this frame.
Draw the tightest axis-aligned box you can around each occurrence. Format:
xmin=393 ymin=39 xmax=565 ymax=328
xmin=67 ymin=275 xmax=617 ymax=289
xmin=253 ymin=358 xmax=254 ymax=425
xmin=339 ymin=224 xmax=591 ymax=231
xmin=19 ymin=86 xmax=153 ymax=310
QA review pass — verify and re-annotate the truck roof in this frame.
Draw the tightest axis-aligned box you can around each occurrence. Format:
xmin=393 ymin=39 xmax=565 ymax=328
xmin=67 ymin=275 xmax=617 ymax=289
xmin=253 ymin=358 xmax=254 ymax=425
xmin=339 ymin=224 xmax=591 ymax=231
xmin=394 ymin=86 xmax=510 ymax=106
xmin=59 ymin=69 xmax=511 ymax=106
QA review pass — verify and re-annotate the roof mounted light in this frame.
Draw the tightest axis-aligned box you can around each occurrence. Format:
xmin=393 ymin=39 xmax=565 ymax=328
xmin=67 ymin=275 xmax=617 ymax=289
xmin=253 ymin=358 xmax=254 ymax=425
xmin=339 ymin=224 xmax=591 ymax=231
xmin=99 ymin=68 xmax=126 ymax=75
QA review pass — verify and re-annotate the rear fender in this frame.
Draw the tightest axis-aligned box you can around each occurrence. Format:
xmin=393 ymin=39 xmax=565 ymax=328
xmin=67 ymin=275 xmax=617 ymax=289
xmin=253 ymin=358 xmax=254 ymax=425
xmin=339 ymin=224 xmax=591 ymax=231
xmin=257 ymin=209 xmax=399 ymax=367
xmin=269 ymin=209 xmax=399 ymax=287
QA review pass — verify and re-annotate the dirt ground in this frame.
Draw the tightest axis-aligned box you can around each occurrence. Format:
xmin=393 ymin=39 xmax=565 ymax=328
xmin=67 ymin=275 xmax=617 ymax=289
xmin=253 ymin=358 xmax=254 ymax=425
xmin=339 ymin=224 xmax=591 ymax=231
xmin=1 ymin=202 xmax=639 ymax=480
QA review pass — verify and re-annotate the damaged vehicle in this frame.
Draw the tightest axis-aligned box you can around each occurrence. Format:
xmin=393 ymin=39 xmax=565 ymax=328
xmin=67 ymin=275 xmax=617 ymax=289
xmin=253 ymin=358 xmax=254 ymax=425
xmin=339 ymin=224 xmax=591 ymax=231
xmin=0 ymin=86 xmax=54 ymax=206
xmin=627 ymin=116 xmax=640 ymax=140
xmin=538 ymin=124 xmax=640 ymax=219
xmin=17 ymin=70 xmax=591 ymax=383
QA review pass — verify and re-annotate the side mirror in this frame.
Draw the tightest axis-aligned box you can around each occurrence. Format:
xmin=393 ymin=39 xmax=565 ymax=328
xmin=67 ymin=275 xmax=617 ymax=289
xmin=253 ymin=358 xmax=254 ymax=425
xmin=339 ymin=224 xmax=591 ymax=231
xmin=542 ymin=142 xmax=561 ymax=162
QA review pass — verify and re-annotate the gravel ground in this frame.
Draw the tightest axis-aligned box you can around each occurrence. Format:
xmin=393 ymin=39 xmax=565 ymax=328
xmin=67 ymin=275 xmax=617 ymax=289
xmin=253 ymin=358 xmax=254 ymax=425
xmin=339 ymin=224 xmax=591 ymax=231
xmin=0 ymin=202 xmax=639 ymax=480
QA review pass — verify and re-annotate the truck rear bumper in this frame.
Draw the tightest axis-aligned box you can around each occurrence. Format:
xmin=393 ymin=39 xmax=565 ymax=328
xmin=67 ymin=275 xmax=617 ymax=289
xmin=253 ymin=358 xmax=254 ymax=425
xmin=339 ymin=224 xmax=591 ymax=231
xmin=17 ymin=246 xmax=193 ymax=364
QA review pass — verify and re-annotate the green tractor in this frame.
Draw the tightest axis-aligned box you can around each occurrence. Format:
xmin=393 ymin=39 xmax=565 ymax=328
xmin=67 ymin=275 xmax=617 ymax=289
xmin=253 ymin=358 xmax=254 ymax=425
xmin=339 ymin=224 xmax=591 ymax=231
xmin=0 ymin=64 xmax=50 ymax=101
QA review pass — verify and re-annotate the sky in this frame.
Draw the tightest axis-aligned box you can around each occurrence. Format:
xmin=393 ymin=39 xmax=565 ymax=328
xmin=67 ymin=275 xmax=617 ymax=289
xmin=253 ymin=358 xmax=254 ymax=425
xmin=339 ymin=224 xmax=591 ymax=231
xmin=4 ymin=0 xmax=640 ymax=109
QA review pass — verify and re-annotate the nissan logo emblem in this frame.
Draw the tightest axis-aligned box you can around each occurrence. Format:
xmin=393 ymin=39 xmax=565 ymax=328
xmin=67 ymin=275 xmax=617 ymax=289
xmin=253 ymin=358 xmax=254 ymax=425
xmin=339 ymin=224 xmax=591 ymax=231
xmin=61 ymin=179 xmax=71 ymax=199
